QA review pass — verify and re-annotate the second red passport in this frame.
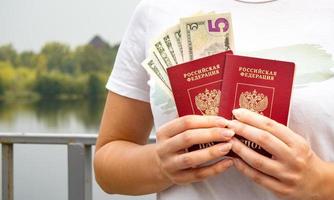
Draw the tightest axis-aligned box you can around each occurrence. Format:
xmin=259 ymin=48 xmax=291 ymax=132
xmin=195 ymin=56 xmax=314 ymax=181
xmin=167 ymin=51 xmax=232 ymax=152
xmin=220 ymin=54 xmax=295 ymax=157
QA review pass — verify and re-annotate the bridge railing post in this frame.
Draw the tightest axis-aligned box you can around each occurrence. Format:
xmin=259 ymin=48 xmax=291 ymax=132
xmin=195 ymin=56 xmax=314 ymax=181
xmin=68 ymin=143 xmax=92 ymax=200
xmin=2 ymin=143 xmax=14 ymax=200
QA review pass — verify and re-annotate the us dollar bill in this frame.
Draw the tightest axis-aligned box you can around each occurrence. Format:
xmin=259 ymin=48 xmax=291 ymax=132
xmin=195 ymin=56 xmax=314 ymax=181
xmin=161 ymin=29 xmax=183 ymax=64
xmin=169 ymin=25 xmax=184 ymax=62
xmin=180 ymin=13 xmax=234 ymax=62
xmin=141 ymin=55 xmax=172 ymax=96
xmin=152 ymin=39 xmax=177 ymax=69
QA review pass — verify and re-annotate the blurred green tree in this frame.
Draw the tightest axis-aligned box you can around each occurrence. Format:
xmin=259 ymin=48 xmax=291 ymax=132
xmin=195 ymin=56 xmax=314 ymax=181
xmin=0 ymin=61 xmax=16 ymax=90
xmin=19 ymin=51 xmax=37 ymax=68
xmin=34 ymin=72 xmax=64 ymax=99
xmin=35 ymin=54 xmax=48 ymax=74
xmin=0 ymin=77 xmax=4 ymax=98
xmin=86 ymin=73 xmax=105 ymax=99
xmin=74 ymin=44 xmax=103 ymax=72
xmin=41 ymin=42 xmax=71 ymax=72
xmin=0 ymin=44 xmax=19 ymax=66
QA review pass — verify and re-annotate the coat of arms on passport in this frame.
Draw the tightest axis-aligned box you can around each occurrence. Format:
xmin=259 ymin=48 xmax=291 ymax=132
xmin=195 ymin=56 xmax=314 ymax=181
xmin=239 ymin=89 xmax=269 ymax=115
xmin=236 ymin=85 xmax=274 ymax=117
xmin=195 ymin=88 xmax=221 ymax=116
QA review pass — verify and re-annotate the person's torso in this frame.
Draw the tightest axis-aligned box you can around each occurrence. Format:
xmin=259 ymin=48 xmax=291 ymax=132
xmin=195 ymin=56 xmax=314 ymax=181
xmin=140 ymin=0 xmax=334 ymax=199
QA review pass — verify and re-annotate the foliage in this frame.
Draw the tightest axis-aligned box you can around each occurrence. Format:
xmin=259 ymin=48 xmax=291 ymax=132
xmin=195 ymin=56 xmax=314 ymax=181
xmin=0 ymin=36 xmax=118 ymax=100
xmin=41 ymin=42 xmax=71 ymax=72
xmin=0 ymin=44 xmax=18 ymax=66
xmin=87 ymin=73 xmax=107 ymax=99
xmin=0 ymin=61 xmax=36 ymax=99
xmin=0 ymin=77 xmax=4 ymax=97
xmin=74 ymin=43 xmax=119 ymax=73
xmin=19 ymin=51 xmax=37 ymax=69
xmin=0 ymin=61 xmax=16 ymax=92
xmin=75 ymin=45 xmax=104 ymax=73
xmin=34 ymin=72 xmax=65 ymax=98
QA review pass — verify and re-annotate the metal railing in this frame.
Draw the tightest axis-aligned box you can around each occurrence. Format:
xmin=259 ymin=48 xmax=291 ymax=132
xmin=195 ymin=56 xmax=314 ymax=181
xmin=0 ymin=133 xmax=155 ymax=200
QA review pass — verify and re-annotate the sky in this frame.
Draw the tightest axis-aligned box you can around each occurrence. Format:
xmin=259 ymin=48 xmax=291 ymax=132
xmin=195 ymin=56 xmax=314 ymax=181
xmin=0 ymin=0 xmax=142 ymax=52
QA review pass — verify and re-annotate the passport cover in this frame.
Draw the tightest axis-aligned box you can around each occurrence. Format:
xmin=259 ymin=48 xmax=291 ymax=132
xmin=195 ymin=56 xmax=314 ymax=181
xmin=167 ymin=51 xmax=232 ymax=152
xmin=219 ymin=54 xmax=295 ymax=157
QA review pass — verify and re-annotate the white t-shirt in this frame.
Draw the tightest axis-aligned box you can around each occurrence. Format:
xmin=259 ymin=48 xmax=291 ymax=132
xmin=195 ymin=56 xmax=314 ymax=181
xmin=106 ymin=0 xmax=334 ymax=199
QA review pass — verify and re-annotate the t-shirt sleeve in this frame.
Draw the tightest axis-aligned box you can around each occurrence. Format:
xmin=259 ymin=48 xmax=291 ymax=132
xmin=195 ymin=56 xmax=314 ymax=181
xmin=106 ymin=0 xmax=151 ymax=102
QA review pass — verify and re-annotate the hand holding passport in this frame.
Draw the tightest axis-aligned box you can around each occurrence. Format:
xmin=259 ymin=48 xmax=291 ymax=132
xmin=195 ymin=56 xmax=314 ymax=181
xmin=142 ymin=12 xmax=295 ymax=157
xmin=168 ymin=51 xmax=295 ymax=157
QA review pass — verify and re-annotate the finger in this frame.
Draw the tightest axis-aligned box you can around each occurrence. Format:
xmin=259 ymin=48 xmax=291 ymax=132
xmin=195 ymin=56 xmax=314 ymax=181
xmin=231 ymin=138 xmax=283 ymax=178
xmin=170 ymin=142 xmax=232 ymax=170
xmin=233 ymin=158 xmax=290 ymax=196
xmin=232 ymin=108 xmax=295 ymax=146
xmin=162 ymin=127 xmax=234 ymax=153
xmin=228 ymin=120 xmax=291 ymax=160
xmin=173 ymin=159 xmax=233 ymax=184
xmin=157 ymin=115 xmax=228 ymax=140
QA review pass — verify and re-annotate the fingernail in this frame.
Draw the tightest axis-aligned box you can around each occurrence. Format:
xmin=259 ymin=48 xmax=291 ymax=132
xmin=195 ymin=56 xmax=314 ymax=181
xmin=232 ymin=109 xmax=243 ymax=119
xmin=221 ymin=129 xmax=235 ymax=137
xmin=219 ymin=143 xmax=232 ymax=152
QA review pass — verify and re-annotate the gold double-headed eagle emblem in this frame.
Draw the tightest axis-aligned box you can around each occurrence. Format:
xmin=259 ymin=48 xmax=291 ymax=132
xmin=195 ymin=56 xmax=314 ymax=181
xmin=194 ymin=88 xmax=268 ymax=116
xmin=195 ymin=89 xmax=221 ymax=116
xmin=239 ymin=89 xmax=268 ymax=115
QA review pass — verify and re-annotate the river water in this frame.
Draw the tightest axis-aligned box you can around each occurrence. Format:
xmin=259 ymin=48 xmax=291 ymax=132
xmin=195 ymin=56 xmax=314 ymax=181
xmin=0 ymin=99 xmax=155 ymax=200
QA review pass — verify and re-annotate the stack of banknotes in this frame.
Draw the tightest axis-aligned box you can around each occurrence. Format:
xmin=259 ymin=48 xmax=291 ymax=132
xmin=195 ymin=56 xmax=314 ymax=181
xmin=141 ymin=12 xmax=234 ymax=96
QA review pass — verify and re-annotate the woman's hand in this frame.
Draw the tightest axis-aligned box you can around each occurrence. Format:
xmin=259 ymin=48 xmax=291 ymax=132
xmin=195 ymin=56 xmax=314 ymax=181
xmin=228 ymin=108 xmax=334 ymax=200
xmin=155 ymin=115 xmax=235 ymax=185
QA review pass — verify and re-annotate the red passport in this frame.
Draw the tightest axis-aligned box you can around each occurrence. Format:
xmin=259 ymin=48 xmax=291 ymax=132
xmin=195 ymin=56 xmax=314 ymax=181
xmin=219 ymin=54 xmax=295 ymax=157
xmin=167 ymin=51 xmax=232 ymax=152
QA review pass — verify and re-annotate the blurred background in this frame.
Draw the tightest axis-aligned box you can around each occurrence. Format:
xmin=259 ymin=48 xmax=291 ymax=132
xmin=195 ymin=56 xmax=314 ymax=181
xmin=0 ymin=0 xmax=155 ymax=199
